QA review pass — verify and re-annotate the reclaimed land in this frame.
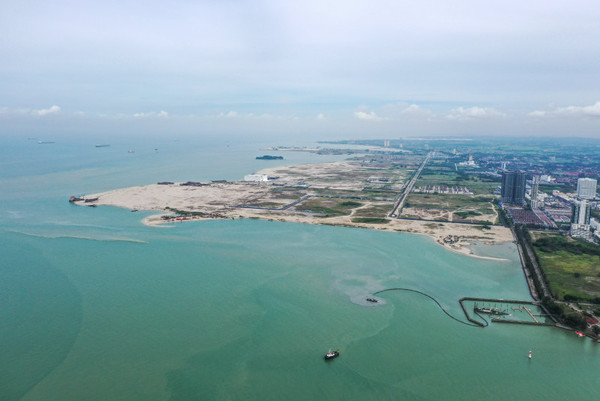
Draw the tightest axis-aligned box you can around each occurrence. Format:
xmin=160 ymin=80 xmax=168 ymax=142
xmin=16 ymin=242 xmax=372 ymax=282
xmin=71 ymin=156 xmax=514 ymax=258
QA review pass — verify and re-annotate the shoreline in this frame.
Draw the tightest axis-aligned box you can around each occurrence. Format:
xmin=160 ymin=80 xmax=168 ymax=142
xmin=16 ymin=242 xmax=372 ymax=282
xmin=71 ymin=163 xmax=514 ymax=261
xmin=437 ymin=239 xmax=511 ymax=261
xmin=133 ymin=207 xmax=513 ymax=260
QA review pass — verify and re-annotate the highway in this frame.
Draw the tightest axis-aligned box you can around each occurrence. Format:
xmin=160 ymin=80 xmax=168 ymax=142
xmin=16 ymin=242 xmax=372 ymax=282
xmin=389 ymin=151 xmax=432 ymax=218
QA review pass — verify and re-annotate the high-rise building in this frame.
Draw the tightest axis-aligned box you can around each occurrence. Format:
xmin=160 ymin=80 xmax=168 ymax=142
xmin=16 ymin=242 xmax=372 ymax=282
xmin=571 ymin=200 xmax=593 ymax=241
xmin=577 ymin=178 xmax=597 ymax=199
xmin=572 ymin=200 xmax=591 ymax=226
xmin=501 ymin=170 xmax=526 ymax=205
xmin=530 ymin=175 xmax=542 ymax=209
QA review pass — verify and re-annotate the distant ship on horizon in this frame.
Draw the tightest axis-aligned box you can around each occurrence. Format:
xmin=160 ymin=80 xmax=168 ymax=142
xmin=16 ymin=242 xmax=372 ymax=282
xmin=95 ymin=144 xmax=110 ymax=148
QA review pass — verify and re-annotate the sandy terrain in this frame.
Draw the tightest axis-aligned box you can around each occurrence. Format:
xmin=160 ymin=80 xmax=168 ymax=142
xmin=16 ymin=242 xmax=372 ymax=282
xmin=74 ymin=178 xmax=514 ymax=259
xmin=258 ymin=161 xmax=407 ymax=190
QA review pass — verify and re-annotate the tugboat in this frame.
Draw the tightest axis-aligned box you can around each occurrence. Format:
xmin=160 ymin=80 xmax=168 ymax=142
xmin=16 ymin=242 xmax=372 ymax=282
xmin=366 ymin=297 xmax=378 ymax=303
xmin=324 ymin=349 xmax=340 ymax=361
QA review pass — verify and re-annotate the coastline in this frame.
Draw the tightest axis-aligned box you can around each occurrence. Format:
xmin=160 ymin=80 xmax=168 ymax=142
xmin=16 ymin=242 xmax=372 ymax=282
xmin=71 ymin=158 xmax=513 ymax=260
xmin=73 ymin=185 xmax=513 ymax=259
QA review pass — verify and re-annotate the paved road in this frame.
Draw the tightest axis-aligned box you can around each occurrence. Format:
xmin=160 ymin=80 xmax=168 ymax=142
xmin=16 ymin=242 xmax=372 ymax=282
xmin=521 ymin=231 xmax=552 ymax=299
xmin=389 ymin=151 xmax=432 ymax=218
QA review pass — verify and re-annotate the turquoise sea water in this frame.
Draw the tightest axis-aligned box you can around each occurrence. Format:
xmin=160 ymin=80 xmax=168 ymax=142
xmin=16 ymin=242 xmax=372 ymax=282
xmin=1 ymin=135 xmax=599 ymax=401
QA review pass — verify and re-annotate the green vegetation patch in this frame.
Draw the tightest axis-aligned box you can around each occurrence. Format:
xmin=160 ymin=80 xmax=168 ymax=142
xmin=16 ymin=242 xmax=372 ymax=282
xmin=533 ymin=235 xmax=600 ymax=302
xmin=351 ymin=217 xmax=390 ymax=224
xmin=454 ymin=210 xmax=482 ymax=219
xmin=339 ymin=201 xmax=362 ymax=208
xmin=418 ymin=171 xmax=461 ymax=181
xmin=416 ymin=167 xmax=501 ymax=195
xmin=296 ymin=198 xmax=361 ymax=217
xmin=473 ymin=225 xmax=492 ymax=230
xmin=405 ymin=193 xmax=495 ymax=212
xmin=353 ymin=203 xmax=394 ymax=218
xmin=529 ymin=230 xmax=558 ymax=242
xmin=165 ymin=207 xmax=208 ymax=217
xmin=244 ymin=202 xmax=286 ymax=209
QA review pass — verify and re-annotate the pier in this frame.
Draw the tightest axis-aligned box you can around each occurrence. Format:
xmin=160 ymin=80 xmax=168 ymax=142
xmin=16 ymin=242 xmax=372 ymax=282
xmin=459 ymin=297 xmax=554 ymax=326
xmin=523 ymin=306 xmax=539 ymax=323
xmin=373 ymin=290 xmax=556 ymax=328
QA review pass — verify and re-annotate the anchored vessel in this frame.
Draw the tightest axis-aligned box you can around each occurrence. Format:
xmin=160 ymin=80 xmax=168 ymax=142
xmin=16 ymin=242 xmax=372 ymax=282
xmin=324 ymin=350 xmax=339 ymax=360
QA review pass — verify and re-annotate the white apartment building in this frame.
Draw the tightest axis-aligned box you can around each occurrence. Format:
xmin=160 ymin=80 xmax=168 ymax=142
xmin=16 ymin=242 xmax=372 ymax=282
xmin=577 ymin=178 xmax=597 ymax=199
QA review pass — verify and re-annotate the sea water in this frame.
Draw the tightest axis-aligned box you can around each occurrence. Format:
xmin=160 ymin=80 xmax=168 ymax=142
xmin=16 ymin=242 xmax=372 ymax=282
xmin=1 ymin=135 xmax=598 ymax=401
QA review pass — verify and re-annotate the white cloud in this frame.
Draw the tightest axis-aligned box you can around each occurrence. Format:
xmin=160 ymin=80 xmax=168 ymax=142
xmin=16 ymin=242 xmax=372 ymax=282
xmin=529 ymin=101 xmax=600 ymax=118
xmin=0 ymin=105 xmax=62 ymax=117
xmin=447 ymin=106 xmax=506 ymax=121
xmin=317 ymin=113 xmax=325 ymax=120
xmin=133 ymin=110 xmax=168 ymax=118
xmin=354 ymin=111 xmax=384 ymax=121
xmin=528 ymin=110 xmax=547 ymax=117
xmin=401 ymin=104 xmax=424 ymax=115
xmin=216 ymin=111 xmax=239 ymax=118
xmin=400 ymin=104 xmax=434 ymax=118
xmin=213 ymin=111 xmax=299 ymax=121
xmin=217 ymin=111 xmax=275 ymax=119
xmin=34 ymin=105 xmax=61 ymax=116
xmin=378 ymin=103 xmax=433 ymax=120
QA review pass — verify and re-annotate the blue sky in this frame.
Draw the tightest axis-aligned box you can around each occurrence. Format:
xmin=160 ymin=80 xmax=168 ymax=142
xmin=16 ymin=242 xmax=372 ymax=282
xmin=1 ymin=0 xmax=599 ymax=139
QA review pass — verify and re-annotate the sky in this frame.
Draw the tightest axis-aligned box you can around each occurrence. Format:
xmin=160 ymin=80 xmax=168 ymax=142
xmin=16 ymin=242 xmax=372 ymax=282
xmin=1 ymin=0 xmax=599 ymax=140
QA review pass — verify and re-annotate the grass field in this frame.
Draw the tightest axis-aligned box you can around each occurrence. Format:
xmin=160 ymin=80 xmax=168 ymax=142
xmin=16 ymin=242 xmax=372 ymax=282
xmin=295 ymin=198 xmax=362 ymax=217
xmin=351 ymin=217 xmax=390 ymax=224
xmin=532 ymin=234 xmax=600 ymax=301
xmin=415 ymin=166 xmax=500 ymax=195
xmin=404 ymin=193 xmax=496 ymax=212
xmin=352 ymin=203 xmax=394 ymax=218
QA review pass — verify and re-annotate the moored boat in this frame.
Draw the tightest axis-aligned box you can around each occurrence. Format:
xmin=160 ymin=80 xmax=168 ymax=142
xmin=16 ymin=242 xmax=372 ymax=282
xmin=474 ymin=306 xmax=509 ymax=316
